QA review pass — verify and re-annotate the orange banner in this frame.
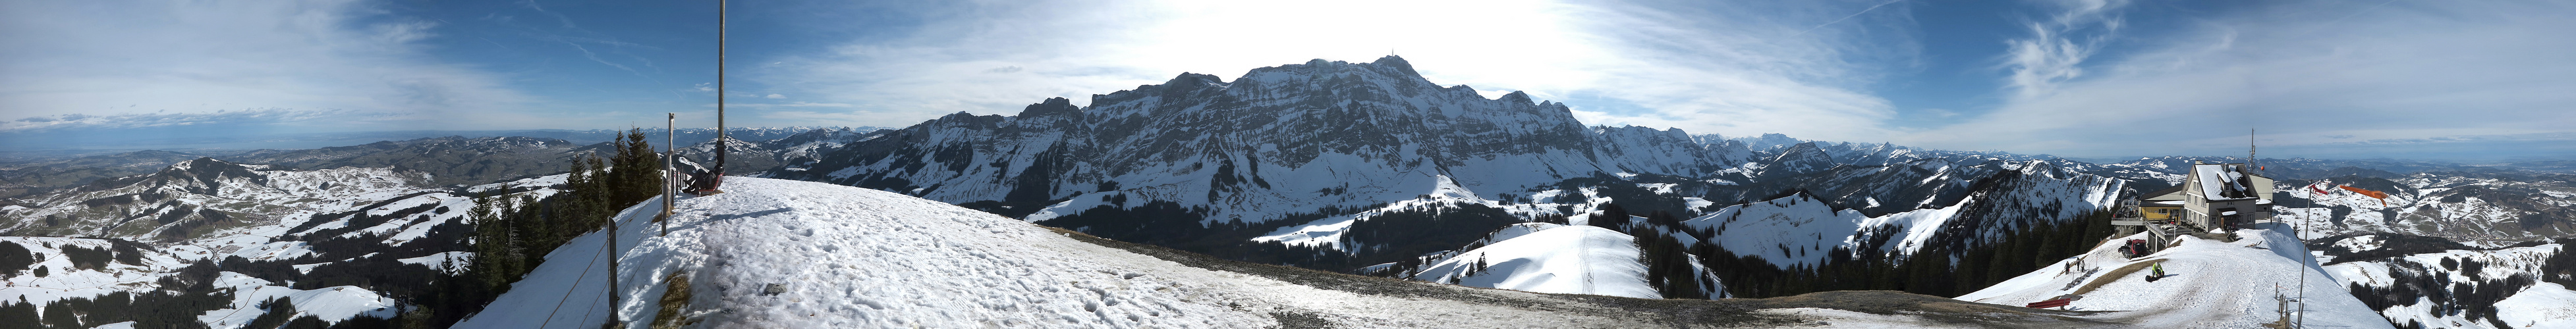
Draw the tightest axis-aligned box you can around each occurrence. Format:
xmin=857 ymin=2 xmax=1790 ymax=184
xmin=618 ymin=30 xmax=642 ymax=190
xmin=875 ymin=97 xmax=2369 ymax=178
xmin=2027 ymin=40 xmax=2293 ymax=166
xmin=2338 ymin=186 xmax=2390 ymax=199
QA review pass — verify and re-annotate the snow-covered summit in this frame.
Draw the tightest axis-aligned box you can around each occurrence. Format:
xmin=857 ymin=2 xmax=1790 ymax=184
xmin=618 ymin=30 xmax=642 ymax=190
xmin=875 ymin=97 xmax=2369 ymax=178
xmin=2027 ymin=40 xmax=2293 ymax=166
xmin=1758 ymin=141 xmax=1837 ymax=176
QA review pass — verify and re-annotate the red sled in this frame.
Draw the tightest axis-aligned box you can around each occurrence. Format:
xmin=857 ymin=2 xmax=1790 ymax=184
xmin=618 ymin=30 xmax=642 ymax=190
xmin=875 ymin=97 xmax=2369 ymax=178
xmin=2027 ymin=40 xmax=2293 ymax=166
xmin=2027 ymin=298 xmax=2073 ymax=309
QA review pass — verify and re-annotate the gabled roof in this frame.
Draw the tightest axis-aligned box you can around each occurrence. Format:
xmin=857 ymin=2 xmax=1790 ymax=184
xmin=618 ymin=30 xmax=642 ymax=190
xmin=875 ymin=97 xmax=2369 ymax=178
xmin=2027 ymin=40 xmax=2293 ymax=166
xmin=2191 ymin=164 xmax=2258 ymax=201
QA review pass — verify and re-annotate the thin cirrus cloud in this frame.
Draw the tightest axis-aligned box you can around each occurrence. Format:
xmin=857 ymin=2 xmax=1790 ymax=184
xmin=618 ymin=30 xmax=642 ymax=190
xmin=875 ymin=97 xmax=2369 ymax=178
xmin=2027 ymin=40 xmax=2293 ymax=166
xmin=1 ymin=109 xmax=390 ymax=133
xmin=0 ymin=0 xmax=538 ymax=136
xmin=1904 ymin=0 xmax=2576 ymax=159
xmin=752 ymin=0 xmax=1917 ymax=142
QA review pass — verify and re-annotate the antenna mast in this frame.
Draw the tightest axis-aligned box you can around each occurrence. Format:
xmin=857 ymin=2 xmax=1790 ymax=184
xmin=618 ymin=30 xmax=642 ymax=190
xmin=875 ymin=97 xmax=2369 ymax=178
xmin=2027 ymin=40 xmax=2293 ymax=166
xmin=716 ymin=0 xmax=727 ymax=175
xmin=705 ymin=0 xmax=729 ymax=195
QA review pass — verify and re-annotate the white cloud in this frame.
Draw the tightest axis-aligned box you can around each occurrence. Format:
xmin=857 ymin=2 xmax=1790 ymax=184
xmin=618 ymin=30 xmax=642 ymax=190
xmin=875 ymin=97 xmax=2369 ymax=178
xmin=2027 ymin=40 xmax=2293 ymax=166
xmin=0 ymin=0 xmax=534 ymax=130
xmin=2002 ymin=0 xmax=2128 ymax=101
xmin=756 ymin=0 xmax=1915 ymax=141
xmin=766 ymin=93 xmax=785 ymax=99
xmin=1905 ymin=0 xmax=2576 ymax=159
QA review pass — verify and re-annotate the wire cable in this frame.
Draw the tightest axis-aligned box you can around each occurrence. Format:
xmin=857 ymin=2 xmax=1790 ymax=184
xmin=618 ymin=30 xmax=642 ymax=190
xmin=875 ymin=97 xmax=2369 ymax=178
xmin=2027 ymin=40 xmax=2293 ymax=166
xmin=536 ymin=238 xmax=609 ymax=329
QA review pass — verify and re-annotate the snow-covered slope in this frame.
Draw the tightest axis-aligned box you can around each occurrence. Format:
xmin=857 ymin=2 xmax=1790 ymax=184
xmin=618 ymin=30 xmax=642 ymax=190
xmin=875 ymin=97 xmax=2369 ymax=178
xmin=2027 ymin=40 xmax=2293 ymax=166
xmin=1758 ymin=142 xmax=1837 ymax=177
xmin=1405 ymin=224 xmax=1662 ymax=299
xmin=1955 ymin=223 xmax=2390 ymax=328
xmin=0 ymin=170 xmax=563 ymax=328
xmin=1683 ymin=164 xmax=2123 ymax=269
xmin=2320 ymin=239 xmax=2572 ymax=328
xmin=196 ymin=272 xmax=398 ymax=328
xmin=0 ymin=236 xmax=400 ymax=327
xmin=461 ymin=177 xmax=2108 ymax=328
xmin=1 ymin=237 xmax=202 ymax=307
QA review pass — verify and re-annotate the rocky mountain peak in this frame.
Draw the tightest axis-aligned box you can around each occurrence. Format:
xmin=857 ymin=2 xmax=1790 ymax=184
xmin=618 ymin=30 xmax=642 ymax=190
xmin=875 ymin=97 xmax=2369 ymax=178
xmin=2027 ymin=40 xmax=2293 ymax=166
xmin=1016 ymin=97 xmax=1082 ymax=118
xmin=1370 ymin=55 xmax=1420 ymax=77
xmin=1760 ymin=141 xmax=1837 ymax=176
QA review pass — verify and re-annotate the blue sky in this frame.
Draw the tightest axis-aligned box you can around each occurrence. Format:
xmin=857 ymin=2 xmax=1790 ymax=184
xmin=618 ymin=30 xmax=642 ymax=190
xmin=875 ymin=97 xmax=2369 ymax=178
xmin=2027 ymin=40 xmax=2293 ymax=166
xmin=3 ymin=0 xmax=2571 ymax=161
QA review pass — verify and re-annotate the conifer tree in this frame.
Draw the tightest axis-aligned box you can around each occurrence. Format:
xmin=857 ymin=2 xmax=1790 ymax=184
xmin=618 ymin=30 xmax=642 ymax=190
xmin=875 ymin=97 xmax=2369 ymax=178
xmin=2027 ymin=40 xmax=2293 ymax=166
xmin=42 ymin=301 xmax=78 ymax=328
xmin=467 ymin=192 xmax=514 ymax=291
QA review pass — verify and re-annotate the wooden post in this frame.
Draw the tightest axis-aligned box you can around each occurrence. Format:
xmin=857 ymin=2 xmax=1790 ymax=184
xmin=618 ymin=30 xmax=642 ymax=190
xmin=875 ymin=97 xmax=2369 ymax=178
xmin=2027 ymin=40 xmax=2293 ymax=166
xmin=608 ymin=196 xmax=621 ymax=326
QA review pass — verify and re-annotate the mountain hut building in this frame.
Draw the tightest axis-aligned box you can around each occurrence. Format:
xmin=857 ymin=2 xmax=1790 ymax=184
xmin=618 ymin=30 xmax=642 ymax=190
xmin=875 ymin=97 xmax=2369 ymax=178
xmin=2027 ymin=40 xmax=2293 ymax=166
xmin=2177 ymin=163 xmax=2274 ymax=230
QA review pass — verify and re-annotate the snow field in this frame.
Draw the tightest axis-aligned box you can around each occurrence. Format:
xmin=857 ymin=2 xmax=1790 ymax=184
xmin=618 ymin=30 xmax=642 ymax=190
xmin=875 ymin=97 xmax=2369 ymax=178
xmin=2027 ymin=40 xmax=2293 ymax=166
xmin=2494 ymin=282 xmax=2576 ymax=328
xmin=196 ymin=272 xmax=397 ymax=328
xmin=1955 ymin=223 xmax=2390 ymax=328
xmin=2322 ymin=243 xmax=2570 ymax=328
xmin=1408 ymin=225 xmax=1659 ymax=299
xmin=1 ymin=236 xmax=400 ymax=328
xmin=0 ymin=237 xmax=188 ymax=308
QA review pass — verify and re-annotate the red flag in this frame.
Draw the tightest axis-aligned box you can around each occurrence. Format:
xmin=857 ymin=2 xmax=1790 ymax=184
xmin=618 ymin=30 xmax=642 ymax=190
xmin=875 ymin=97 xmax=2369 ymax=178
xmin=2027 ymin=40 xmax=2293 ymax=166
xmin=2310 ymin=184 xmax=2331 ymax=195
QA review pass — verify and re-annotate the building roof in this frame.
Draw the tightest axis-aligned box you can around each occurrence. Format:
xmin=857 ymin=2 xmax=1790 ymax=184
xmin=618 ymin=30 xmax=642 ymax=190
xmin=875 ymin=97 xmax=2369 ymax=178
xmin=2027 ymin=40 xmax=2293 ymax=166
xmin=2191 ymin=164 xmax=2258 ymax=201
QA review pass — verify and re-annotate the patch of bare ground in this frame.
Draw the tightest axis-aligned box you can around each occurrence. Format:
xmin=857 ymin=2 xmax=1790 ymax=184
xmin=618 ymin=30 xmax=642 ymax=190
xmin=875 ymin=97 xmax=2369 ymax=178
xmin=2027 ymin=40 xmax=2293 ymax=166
xmin=652 ymin=271 xmax=698 ymax=329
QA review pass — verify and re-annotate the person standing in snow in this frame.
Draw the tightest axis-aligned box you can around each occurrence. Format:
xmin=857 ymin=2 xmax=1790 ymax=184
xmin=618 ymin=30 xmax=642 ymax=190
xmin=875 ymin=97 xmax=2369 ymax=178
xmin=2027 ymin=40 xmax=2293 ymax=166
xmin=2148 ymin=263 xmax=2167 ymax=282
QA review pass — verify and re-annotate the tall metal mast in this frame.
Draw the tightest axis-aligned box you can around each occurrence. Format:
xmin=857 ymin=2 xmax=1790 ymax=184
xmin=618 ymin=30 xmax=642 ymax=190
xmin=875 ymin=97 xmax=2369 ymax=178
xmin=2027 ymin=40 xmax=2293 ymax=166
xmin=715 ymin=0 xmax=729 ymax=182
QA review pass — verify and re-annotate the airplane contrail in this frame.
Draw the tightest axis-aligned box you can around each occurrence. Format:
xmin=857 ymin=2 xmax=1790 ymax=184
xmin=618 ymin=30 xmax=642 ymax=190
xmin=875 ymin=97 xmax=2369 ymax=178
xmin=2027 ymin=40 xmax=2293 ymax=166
xmin=1793 ymin=0 xmax=1908 ymax=38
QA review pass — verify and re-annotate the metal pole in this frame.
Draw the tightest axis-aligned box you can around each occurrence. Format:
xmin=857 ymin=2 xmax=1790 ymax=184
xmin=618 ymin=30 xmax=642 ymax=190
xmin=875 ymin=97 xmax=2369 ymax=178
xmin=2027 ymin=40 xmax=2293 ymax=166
xmin=715 ymin=0 xmax=728 ymax=182
xmin=662 ymin=113 xmax=674 ymax=236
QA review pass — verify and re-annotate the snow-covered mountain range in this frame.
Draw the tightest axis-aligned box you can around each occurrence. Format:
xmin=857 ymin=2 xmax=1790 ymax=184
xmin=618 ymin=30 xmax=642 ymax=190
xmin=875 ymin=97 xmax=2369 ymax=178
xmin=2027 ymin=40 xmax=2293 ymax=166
xmin=750 ymin=57 xmax=2120 ymax=280
xmin=3 ymin=56 xmax=2571 ymax=328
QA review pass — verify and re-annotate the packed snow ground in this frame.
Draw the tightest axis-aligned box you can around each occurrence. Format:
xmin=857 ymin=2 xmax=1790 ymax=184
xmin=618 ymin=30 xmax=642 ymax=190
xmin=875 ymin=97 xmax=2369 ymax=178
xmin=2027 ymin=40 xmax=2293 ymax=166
xmin=1956 ymin=223 xmax=2391 ymax=328
xmin=461 ymin=177 xmax=2106 ymax=328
